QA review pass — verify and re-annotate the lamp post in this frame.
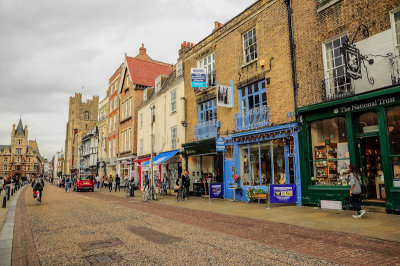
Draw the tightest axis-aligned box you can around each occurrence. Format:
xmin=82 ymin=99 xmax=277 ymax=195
xmin=150 ymin=104 xmax=155 ymax=200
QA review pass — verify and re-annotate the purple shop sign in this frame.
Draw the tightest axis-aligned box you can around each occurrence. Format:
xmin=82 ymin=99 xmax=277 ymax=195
xmin=210 ymin=183 xmax=224 ymax=198
xmin=269 ymin=184 xmax=297 ymax=204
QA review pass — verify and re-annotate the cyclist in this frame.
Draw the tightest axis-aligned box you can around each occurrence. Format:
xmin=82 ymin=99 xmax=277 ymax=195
xmin=32 ymin=174 xmax=44 ymax=202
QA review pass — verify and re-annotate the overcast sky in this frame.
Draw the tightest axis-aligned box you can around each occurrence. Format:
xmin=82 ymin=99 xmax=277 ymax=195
xmin=0 ymin=0 xmax=256 ymax=161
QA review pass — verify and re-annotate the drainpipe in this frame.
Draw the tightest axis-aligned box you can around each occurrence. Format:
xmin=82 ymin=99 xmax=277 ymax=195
xmin=284 ymin=0 xmax=298 ymax=114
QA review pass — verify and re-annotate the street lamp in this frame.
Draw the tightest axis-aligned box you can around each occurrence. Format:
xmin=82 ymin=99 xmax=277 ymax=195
xmin=150 ymin=104 xmax=155 ymax=200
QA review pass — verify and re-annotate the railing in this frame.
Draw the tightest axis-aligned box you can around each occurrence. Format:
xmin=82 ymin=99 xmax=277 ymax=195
xmin=194 ymin=120 xmax=220 ymax=141
xmin=234 ymin=105 xmax=270 ymax=132
xmin=321 ymin=73 xmax=355 ymax=102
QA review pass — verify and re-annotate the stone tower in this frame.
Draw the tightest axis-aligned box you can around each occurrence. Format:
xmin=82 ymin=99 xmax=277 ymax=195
xmin=64 ymin=93 xmax=99 ymax=175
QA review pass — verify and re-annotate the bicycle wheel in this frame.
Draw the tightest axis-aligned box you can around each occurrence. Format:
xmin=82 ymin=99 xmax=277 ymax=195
xmin=153 ymin=191 xmax=157 ymax=200
xmin=142 ymin=192 xmax=148 ymax=202
xmin=125 ymin=187 xmax=129 ymax=198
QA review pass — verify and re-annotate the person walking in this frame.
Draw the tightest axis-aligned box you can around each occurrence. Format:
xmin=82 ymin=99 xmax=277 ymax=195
xmin=99 ymin=175 xmax=104 ymax=191
xmin=182 ymin=171 xmax=190 ymax=199
xmin=176 ymin=174 xmax=184 ymax=201
xmin=115 ymin=174 xmax=120 ymax=192
xmin=144 ymin=171 xmax=149 ymax=192
xmin=349 ymin=164 xmax=366 ymax=218
xmin=0 ymin=177 xmax=4 ymax=195
xmin=64 ymin=176 xmax=70 ymax=192
xmin=108 ymin=175 xmax=113 ymax=192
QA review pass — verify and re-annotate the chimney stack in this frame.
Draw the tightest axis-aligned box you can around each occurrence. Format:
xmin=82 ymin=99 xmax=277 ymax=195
xmin=213 ymin=21 xmax=222 ymax=32
xmin=139 ymin=43 xmax=146 ymax=54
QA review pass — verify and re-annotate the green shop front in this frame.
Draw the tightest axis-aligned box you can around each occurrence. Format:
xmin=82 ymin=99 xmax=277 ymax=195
xmin=298 ymin=86 xmax=400 ymax=212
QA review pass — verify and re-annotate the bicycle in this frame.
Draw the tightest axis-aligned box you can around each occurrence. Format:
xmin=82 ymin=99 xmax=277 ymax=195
xmin=34 ymin=190 xmax=42 ymax=204
xmin=125 ymin=182 xmax=134 ymax=198
xmin=142 ymin=185 xmax=157 ymax=202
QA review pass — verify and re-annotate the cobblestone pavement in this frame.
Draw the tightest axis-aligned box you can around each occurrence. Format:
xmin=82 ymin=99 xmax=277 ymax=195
xmin=13 ymin=185 xmax=400 ymax=265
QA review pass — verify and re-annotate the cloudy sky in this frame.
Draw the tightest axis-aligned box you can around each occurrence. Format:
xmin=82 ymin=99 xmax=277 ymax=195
xmin=0 ymin=0 xmax=256 ymax=160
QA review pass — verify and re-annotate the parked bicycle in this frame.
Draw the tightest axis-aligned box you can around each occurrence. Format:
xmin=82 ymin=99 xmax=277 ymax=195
xmin=125 ymin=181 xmax=135 ymax=198
xmin=142 ymin=185 xmax=157 ymax=202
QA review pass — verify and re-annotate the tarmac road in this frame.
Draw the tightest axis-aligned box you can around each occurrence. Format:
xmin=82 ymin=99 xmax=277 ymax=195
xmin=11 ymin=184 xmax=400 ymax=265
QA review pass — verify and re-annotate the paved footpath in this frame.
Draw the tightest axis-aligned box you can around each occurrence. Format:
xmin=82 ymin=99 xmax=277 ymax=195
xmin=12 ymin=185 xmax=400 ymax=265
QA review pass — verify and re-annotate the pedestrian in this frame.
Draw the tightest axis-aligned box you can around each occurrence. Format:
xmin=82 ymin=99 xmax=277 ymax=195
xmin=64 ymin=176 xmax=70 ymax=192
xmin=108 ymin=175 xmax=113 ymax=192
xmin=115 ymin=174 xmax=120 ymax=192
xmin=103 ymin=175 xmax=109 ymax=191
xmin=0 ymin=177 xmax=4 ymax=195
xmin=349 ymin=164 xmax=366 ymax=218
xmin=95 ymin=175 xmax=100 ymax=189
xmin=144 ymin=171 xmax=149 ymax=192
xmin=100 ymin=175 xmax=104 ymax=191
xmin=182 ymin=171 xmax=190 ymax=199
xmin=175 ymin=174 xmax=184 ymax=201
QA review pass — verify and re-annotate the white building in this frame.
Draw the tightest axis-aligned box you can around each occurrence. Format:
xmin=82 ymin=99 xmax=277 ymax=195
xmin=137 ymin=64 xmax=185 ymax=190
xmin=80 ymin=126 xmax=98 ymax=174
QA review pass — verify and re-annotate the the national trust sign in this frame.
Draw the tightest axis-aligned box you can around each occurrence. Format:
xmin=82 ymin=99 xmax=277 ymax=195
xmin=333 ymin=97 xmax=397 ymax=114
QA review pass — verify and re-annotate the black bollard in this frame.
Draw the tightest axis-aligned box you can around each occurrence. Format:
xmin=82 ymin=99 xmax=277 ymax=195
xmin=7 ymin=187 xmax=10 ymax=200
xmin=2 ymin=196 xmax=6 ymax=208
xmin=11 ymin=188 xmax=13 ymax=196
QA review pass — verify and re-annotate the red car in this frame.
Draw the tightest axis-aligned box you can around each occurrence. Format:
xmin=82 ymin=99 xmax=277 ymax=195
xmin=74 ymin=174 xmax=94 ymax=192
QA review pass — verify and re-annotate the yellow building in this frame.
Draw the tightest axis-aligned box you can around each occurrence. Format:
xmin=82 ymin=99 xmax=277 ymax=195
xmin=97 ymin=96 xmax=109 ymax=177
xmin=0 ymin=119 xmax=43 ymax=180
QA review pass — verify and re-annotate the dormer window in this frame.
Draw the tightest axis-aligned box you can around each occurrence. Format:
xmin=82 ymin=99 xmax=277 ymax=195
xmin=176 ymin=61 xmax=183 ymax=78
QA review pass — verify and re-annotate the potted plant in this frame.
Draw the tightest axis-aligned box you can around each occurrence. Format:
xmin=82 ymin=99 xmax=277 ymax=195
xmin=246 ymin=187 xmax=267 ymax=202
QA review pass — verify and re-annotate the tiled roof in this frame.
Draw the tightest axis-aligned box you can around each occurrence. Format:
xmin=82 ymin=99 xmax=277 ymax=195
xmin=126 ymin=56 xmax=172 ymax=87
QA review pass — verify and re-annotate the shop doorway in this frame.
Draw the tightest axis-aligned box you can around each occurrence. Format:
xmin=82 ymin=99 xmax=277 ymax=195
xmin=357 ymin=135 xmax=386 ymax=203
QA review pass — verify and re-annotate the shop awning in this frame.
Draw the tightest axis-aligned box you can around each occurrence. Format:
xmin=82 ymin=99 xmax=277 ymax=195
xmin=142 ymin=150 xmax=179 ymax=166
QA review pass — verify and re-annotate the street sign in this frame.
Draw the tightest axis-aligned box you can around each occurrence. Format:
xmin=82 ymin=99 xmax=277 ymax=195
xmin=210 ymin=183 xmax=224 ymax=198
xmin=191 ymin=68 xmax=206 ymax=88
xmin=216 ymin=137 xmax=225 ymax=152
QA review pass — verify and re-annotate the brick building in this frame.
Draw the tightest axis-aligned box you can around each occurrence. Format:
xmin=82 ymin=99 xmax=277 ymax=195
xmin=118 ymin=45 xmax=172 ymax=182
xmin=0 ymin=119 xmax=43 ymax=180
xmin=64 ymin=93 xmax=99 ymax=176
xmin=106 ymin=65 xmax=122 ymax=177
xmin=181 ymin=0 xmax=300 ymax=201
xmin=293 ymin=0 xmax=400 ymax=211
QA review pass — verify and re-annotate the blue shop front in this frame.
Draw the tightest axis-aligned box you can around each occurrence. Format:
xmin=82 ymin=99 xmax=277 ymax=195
xmin=222 ymin=122 xmax=301 ymax=205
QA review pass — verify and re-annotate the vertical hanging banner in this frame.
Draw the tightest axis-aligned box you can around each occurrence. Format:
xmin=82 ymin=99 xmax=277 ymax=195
xmin=217 ymin=85 xmax=233 ymax=107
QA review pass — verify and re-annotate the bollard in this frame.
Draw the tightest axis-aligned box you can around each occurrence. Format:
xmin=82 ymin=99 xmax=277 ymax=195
xmin=2 ymin=196 xmax=6 ymax=208
xmin=11 ymin=188 xmax=13 ymax=196
xmin=7 ymin=187 xmax=10 ymax=200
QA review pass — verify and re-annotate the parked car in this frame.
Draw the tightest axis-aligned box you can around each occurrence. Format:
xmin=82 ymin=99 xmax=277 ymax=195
xmin=73 ymin=174 xmax=94 ymax=192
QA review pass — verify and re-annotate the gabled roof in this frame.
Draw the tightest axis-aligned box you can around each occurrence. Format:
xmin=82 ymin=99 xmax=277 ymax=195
xmin=15 ymin=118 xmax=25 ymax=135
xmin=125 ymin=56 xmax=172 ymax=87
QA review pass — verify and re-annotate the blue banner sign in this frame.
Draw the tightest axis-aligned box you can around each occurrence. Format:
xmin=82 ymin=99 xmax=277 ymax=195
xmin=269 ymin=184 xmax=297 ymax=204
xmin=216 ymin=137 xmax=225 ymax=152
xmin=191 ymin=68 xmax=206 ymax=88
xmin=210 ymin=183 xmax=224 ymax=198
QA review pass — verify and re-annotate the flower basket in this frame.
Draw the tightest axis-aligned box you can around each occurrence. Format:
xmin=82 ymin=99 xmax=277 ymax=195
xmin=246 ymin=187 xmax=267 ymax=202
xmin=232 ymin=175 xmax=240 ymax=187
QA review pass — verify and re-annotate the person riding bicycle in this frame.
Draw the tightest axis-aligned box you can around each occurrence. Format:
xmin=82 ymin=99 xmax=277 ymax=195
xmin=32 ymin=175 xmax=44 ymax=202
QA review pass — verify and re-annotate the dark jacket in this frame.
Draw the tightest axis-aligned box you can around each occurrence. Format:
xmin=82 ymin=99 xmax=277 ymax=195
xmin=32 ymin=178 xmax=44 ymax=191
xmin=116 ymin=175 xmax=120 ymax=184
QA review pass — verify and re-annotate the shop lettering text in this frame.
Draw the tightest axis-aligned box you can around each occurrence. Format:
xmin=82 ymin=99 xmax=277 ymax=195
xmin=333 ymin=97 xmax=396 ymax=114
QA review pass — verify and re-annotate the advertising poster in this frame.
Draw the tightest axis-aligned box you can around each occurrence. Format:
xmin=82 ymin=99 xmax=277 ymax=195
xmin=191 ymin=68 xmax=206 ymax=88
xmin=210 ymin=183 xmax=224 ymax=198
xmin=217 ymin=85 xmax=233 ymax=107
xmin=269 ymin=184 xmax=297 ymax=204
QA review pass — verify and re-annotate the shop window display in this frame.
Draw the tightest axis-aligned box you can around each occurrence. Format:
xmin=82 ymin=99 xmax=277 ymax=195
xmin=272 ymin=140 xmax=285 ymax=184
xmin=249 ymin=143 xmax=260 ymax=185
xmin=310 ymin=117 xmax=350 ymax=185
xmin=260 ymin=142 xmax=272 ymax=185
xmin=225 ymin=146 xmax=234 ymax=160
xmin=387 ymin=106 xmax=400 ymax=186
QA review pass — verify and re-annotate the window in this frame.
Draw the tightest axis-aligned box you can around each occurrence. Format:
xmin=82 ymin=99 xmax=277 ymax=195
xmin=197 ymin=53 xmax=215 ymax=87
xmin=391 ymin=8 xmax=400 ymax=54
xmin=3 ymin=165 xmax=7 ymax=171
xmin=4 ymin=157 xmax=8 ymax=163
xmin=129 ymin=97 xmax=132 ymax=116
xmin=309 ymin=117 xmax=350 ymax=186
xmin=239 ymin=80 xmax=267 ymax=112
xmin=140 ymin=139 xmax=143 ymax=154
xmin=125 ymin=130 xmax=128 ymax=151
xmin=128 ymin=129 xmax=131 ymax=151
xmin=140 ymin=113 xmax=143 ymax=128
xmin=323 ymin=35 xmax=351 ymax=96
xmin=243 ymin=28 xmax=257 ymax=64
xmin=171 ymin=90 xmax=177 ymax=113
xmin=155 ymin=76 xmax=162 ymax=92
xmin=84 ymin=111 xmax=89 ymax=120
xmin=176 ymin=61 xmax=183 ymax=78
xmin=110 ymin=101 xmax=113 ymax=114
xmin=113 ymin=115 xmax=116 ymax=130
xmin=16 ymin=148 xmax=21 ymax=155
xmin=109 ymin=118 xmax=112 ymax=132
xmin=17 ymin=139 xmax=22 ymax=145
xmin=114 ymin=98 xmax=117 ymax=110
xmin=109 ymin=141 xmax=111 ymax=158
xmin=387 ymin=106 xmax=400 ymax=186
xmin=113 ymin=139 xmax=116 ymax=157
xmin=198 ymin=99 xmax=217 ymax=123
xmin=225 ymin=146 xmax=233 ymax=160
xmin=171 ymin=126 xmax=177 ymax=149
xmin=121 ymin=132 xmax=124 ymax=152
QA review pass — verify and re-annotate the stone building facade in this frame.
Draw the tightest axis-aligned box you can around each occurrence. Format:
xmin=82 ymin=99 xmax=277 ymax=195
xmin=0 ymin=119 xmax=43 ymax=180
xmin=293 ymin=0 xmax=400 ymax=211
xmin=181 ymin=0 xmax=300 ymax=201
xmin=64 ymin=93 xmax=99 ymax=176
xmin=97 ymin=96 xmax=109 ymax=177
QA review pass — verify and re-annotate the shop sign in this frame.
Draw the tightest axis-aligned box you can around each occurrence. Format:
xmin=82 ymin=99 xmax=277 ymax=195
xmin=216 ymin=137 xmax=225 ymax=152
xmin=191 ymin=68 xmax=206 ymax=88
xmin=269 ymin=184 xmax=297 ymax=204
xmin=210 ymin=183 xmax=224 ymax=198
xmin=333 ymin=97 xmax=396 ymax=114
xmin=217 ymin=85 xmax=233 ymax=107
xmin=343 ymin=43 xmax=362 ymax=80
